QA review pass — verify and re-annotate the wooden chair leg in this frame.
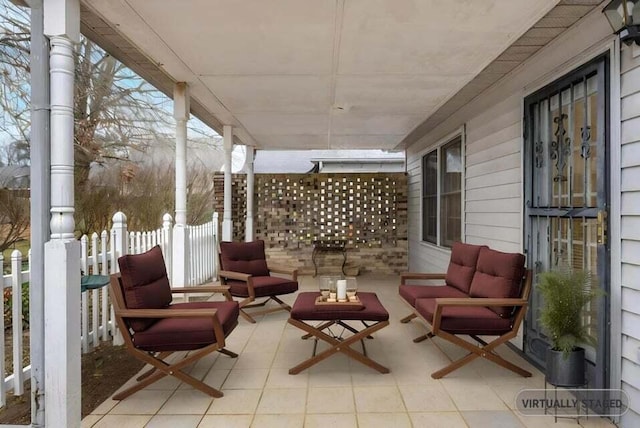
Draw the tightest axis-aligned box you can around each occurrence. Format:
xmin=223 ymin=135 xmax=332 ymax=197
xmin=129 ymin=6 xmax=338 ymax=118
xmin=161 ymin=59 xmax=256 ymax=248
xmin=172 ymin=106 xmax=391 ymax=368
xmin=288 ymin=318 xmax=390 ymax=375
xmin=115 ymin=343 xmax=226 ymax=400
xmin=430 ymin=330 xmax=532 ymax=379
xmin=400 ymin=313 xmax=417 ymax=323
xmin=413 ymin=332 xmax=433 ymax=343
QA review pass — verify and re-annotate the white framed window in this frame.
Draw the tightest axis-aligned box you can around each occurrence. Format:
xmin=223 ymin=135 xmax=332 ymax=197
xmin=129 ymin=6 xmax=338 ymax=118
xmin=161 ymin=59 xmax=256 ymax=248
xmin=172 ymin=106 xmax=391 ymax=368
xmin=421 ymin=135 xmax=463 ymax=247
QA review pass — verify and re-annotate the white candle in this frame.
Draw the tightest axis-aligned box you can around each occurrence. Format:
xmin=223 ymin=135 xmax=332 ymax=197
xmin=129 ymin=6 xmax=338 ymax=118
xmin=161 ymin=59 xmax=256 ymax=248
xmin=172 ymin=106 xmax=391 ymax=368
xmin=337 ymin=279 xmax=347 ymax=300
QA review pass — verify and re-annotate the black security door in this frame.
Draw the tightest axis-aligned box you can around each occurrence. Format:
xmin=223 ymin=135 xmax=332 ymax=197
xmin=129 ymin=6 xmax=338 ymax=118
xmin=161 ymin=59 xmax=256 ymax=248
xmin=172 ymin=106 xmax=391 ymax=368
xmin=523 ymin=56 xmax=610 ymax=389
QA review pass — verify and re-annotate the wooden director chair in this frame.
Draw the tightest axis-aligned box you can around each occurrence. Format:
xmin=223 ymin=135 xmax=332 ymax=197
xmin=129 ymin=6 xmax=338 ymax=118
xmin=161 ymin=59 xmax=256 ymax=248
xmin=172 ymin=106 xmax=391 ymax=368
xmin=110 ymin=245 xmax=239 ymax=400
xmin=218 ymin=240 xmax=298 ymax=323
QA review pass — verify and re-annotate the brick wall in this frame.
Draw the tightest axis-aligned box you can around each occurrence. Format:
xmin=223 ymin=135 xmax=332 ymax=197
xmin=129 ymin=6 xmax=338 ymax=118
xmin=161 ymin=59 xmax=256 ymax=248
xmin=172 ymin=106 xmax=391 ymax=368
xmin=214 ymin=172 xmax=408 ymax=275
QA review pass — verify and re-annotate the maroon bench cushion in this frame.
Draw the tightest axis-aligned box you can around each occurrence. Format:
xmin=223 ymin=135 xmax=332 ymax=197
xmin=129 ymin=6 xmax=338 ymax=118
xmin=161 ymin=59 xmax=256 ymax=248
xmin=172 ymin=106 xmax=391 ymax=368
xmin=118 ymin=246 xmax=173 ymax=332
xmin=445 ymin=242 xmax=487 ymax=294
xmin=291 ymin=292 xmax=389 ymax=322
xmin=133 ymin=300 xmax=239 ymax=352
xmin=468 ymin=247 xmax=525 ymax=317
xmin=220 ymin=240 xmax=270 ymax=276
xmin=415 ymin=298 xmax=512 ymax=335
xmin=226 ymin=276 xmax=298 ymax=298
xmin=399 ymin=284 xmax=467 ymax=307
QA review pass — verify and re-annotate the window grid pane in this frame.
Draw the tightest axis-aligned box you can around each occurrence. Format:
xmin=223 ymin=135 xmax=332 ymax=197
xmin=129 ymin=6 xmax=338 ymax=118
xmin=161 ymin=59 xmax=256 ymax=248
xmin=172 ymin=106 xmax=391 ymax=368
xmin=440 ymin=138 xmax=462 ymax=247
xmin=422 ymin=151 xmax=438 ymax=243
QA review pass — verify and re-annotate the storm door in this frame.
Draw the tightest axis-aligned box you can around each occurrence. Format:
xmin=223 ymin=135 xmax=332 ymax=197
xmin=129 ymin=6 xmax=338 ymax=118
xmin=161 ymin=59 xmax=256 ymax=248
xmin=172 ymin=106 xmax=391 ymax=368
xmin=523 ymin=56 xmax=609 ymax=389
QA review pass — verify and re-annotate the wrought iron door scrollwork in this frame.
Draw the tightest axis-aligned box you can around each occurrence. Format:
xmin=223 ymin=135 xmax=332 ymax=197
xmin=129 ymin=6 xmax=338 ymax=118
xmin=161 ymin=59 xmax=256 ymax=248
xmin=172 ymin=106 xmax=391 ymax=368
xmin=580 ymin=126 xmax=591 ymax=159
xmin=550 ymin=113 xmax=571 ymax=182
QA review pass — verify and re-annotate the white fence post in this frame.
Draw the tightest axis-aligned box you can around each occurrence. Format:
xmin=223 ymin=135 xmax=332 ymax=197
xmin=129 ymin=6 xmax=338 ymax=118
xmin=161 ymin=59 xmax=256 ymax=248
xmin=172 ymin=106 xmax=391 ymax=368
xmin=213 ymin=212 xmax=219 ymax=279
xmin=80 ymin=235 xmax=89 ymax=354
xmin=11 ymin=250 xmax=23 ymax=396
xmin=172 ymin=225 xmax=190 ymax=288
xmin=100 ymin=230 xmax=109 ymax=342
xmin=162 ymin=213 xmax=173 ymax=279
xmin=112 ymin=212 xmax=129 ymax=260
xmin=111 ymin=212 xmax=128 ymax=346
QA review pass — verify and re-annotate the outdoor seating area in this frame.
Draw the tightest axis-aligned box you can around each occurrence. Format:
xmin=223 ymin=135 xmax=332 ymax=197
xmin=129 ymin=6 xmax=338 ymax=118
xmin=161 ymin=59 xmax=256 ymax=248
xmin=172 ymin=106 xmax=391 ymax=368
xmin=81 ymin=273 xmax=614 ymax=428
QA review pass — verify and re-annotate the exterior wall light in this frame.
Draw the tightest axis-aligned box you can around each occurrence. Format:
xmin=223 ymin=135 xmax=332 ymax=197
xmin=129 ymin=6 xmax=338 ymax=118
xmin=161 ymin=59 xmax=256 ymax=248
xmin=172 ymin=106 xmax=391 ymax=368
xmin=603 ymin=0 xmax=640 ymax=45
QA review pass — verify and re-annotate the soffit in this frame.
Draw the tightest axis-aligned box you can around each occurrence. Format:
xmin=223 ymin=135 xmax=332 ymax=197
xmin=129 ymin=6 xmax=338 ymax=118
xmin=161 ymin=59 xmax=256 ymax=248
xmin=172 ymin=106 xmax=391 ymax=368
xmin=79 ymin=0 xmax=600 ymax=150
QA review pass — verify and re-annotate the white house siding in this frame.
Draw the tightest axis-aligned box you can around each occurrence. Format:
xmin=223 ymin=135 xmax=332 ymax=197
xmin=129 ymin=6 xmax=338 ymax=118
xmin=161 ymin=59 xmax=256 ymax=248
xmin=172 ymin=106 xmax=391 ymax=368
xmin=619 ymin=45 xmax=640 ymax=428
xmin=406 ymin=8 xmax=640 ymax=426
xmin=407 ymin=7 xmax=612 ymax=272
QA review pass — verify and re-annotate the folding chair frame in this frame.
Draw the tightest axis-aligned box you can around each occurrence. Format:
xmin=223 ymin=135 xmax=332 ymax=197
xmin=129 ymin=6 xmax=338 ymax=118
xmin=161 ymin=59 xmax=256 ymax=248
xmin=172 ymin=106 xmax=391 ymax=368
xmin=420 ymin=269 xmax=533 ymax=379
xmin=219 ymin=265 xmax=296 ymax=323
xmin=109 ymin=274 xmax=238 ymax=400
xmin=287 ymin=318 xmax=390 ymax=375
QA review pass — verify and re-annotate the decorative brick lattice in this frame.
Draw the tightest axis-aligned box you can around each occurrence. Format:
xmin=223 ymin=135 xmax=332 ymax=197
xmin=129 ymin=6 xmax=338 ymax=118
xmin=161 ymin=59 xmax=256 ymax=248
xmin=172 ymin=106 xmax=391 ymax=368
xmin=214 ymin=173 xmax=408 ymax=274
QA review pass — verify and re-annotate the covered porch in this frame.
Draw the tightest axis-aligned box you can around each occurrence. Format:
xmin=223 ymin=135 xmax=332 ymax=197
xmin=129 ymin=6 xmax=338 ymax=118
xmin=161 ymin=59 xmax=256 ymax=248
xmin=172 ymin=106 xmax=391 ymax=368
xmin=9 ymin=0 xmax=638 ymax=427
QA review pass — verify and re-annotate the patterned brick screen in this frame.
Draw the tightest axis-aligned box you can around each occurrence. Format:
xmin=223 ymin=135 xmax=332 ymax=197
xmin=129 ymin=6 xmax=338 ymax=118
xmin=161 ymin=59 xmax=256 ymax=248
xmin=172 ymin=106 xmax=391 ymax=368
xmin=214 ymin=173 xmax=407 ymax=274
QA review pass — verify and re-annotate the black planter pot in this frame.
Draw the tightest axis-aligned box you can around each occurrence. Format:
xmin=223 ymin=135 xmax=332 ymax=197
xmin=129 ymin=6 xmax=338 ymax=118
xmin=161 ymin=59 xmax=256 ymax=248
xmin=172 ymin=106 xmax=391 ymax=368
xmin=545 ymin=347 xmax=585 ymax=387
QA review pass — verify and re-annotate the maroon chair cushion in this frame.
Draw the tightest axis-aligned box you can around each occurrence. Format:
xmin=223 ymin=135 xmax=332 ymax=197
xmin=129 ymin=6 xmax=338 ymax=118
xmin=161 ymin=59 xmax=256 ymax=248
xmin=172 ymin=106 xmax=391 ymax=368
xmin=445 ymin=242 xmax=487 ymax=294
xmin=132 ymin=301 xmax=239 ymax=352
xmin=290 ymin=292 xmax=389 ymax=322
xmin=118 ymin=246 xmax=172 ymax=332
xmin=219 ymin=240 xmax=270 ymax=276
xmin=415 ymin=298 xmax=512 ymax=335
xmin=399 ymin=284 xmax=467 ymax=307
xmin=226 ymin=276 xmax=298 ymax=298
xmin=170 ymin=301 xmax=239 ymax=336
xmin=468 ymin=247 xmax=526 ymax=317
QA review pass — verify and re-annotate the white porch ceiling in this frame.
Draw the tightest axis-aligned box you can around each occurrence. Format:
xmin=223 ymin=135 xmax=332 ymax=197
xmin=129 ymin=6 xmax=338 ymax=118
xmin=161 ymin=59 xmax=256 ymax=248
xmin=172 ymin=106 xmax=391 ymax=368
xmin=82 ymin=0 xmax=571 ymax=150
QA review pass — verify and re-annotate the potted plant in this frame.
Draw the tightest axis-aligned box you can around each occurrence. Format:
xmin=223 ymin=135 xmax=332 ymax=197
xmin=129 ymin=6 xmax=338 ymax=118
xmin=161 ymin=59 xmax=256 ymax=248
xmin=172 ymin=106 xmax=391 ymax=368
xmin=537 ymin=268 xmax=602 ymax=386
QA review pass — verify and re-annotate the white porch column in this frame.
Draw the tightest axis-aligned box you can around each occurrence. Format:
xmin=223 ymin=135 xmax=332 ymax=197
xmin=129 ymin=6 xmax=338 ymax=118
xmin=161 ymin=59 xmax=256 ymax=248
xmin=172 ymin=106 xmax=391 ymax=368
xmin=43 ymin=1 xmax=81 ymax=427
xmin=222 ymin=125 xmax=234 ymax=242
xmin=172 ymin=82 xmax=190 ymax=286
xmin=245 ymin=146 xmax=255 ymax=241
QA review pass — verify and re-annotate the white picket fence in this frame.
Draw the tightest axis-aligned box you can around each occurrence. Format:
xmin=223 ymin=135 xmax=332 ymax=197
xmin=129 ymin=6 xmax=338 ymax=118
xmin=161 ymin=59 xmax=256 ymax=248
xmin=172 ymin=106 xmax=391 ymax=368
xmin=0 ymin=211 xmax=219 ymax=407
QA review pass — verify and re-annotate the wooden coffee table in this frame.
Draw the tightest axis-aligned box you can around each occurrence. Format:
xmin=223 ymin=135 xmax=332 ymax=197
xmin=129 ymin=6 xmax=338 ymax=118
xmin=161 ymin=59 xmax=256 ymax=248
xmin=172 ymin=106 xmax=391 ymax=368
xmin=287 ymin=291 xmax=390 ymax=374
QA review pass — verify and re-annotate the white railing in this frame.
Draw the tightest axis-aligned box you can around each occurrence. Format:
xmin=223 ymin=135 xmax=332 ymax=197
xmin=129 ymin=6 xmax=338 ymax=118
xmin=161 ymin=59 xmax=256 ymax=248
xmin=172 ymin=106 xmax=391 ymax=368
xmin=0 ymin=250 xmax=30 ymax=405
xmin=187 ymin=212 xmax=219 ymax=285
xmin=0 ymin=211 xmax=219 ymax=407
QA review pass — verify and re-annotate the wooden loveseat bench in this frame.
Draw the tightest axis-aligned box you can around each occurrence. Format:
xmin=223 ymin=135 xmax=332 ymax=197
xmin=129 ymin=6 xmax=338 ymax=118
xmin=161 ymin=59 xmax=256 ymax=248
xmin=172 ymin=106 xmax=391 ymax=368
xmin=399 ymin=242 xmax=532 ymax=379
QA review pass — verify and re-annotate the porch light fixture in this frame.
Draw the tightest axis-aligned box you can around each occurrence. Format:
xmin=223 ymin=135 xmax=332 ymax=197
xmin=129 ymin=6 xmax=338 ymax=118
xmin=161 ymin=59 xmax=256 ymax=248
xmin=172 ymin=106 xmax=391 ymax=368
xmin=603 ymin=0 xmax=640 ymax=45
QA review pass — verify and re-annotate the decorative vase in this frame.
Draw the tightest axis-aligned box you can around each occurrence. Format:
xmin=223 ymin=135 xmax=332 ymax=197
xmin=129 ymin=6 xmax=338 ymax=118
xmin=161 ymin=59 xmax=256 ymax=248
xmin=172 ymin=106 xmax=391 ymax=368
xmin=545 ymin=347 xmax=585 ymax=387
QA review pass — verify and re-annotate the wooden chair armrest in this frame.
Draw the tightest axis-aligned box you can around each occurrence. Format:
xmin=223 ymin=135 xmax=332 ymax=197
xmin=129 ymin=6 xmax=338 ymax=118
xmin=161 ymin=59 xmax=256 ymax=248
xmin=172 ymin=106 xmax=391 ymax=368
xmin=171 ymin=285 xmax=230 ymax=293
xmin=118 ymin=308 xmax=218 ymax=319
xmin=400 ymin=272 xmax=446 ymax=285
xmin=431 ymin=297 xmax=528 ymax=333
xmin=268 ymin=264 xmax=298 ymax=280
xmin=171 ymin=285 xmax=232 ymax=300
xmin=434 ymin=297 xmax=528 ymax=307
xmin=218 ymin=270 xmax=251 ymax=281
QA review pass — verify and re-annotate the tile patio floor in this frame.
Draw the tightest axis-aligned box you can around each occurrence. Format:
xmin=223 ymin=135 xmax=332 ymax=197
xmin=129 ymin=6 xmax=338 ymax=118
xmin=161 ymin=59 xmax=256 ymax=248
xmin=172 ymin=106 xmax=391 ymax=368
xmin=82 ymin=274 xmax=615 ymax=428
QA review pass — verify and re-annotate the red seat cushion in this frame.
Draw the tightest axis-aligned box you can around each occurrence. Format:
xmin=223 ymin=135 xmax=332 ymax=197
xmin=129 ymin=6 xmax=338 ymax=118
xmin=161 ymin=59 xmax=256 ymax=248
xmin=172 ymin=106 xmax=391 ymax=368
xmin=133 ymin=301 xmax=239 ymax=352
xmin=415 ymin=298 xmax=512 ymax=335
xmin=399 ymin=284 xmax=467 ymax=307
xmin=445 ymin=242 xmax=487 ymax=294
xmin=468 ymin=247 xmax=526 ymax=317
xmin=219 ymin=240 xmax=270 ymax=276
xmin=291 ymin=292 xmax=389 ymax=322
xmin=170 ymin=301 xmax=239 ymax=335
xmin=117 ymin=246 xmax=172 ymax=332
xmin=226 ymin=276 xmax=298 ymax=298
